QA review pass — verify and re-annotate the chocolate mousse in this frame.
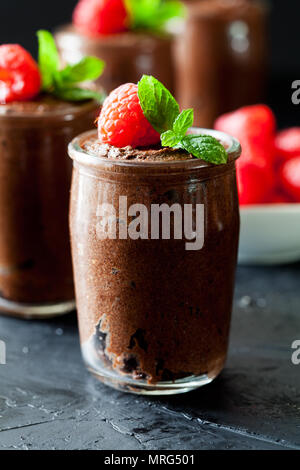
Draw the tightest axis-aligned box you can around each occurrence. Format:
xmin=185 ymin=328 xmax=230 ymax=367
xmin=0 ymin=95 xmax=99 ymax=315
xmin=69 ymin=129 xmax=241 ymax=393
xmin=55 ymin=25 xmax=175 ymax=94
xmin=175 ymin=0 xmax=268 ymax=127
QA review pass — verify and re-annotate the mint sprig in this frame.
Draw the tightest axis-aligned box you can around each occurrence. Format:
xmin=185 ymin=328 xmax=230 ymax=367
xmin=179 ymin=135 xmax=228 ymax=165
xmin=138 ymin=75 xmax=179 ymax=134
xmin=126 ymin=0 xmax=184 ymax=33
xmin=161 ymin=109 xmax=194 ymax=146
xmin=37 ymin=30 xmax=59 ymax=90
xmin=138 ymin=75 xmax=228 ymax=165
xmin=37 ymin=30 xmax=105 ymax=103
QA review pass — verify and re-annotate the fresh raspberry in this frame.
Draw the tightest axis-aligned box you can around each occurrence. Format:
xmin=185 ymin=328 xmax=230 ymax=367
xmin=280 ymin=156 xmax=300 ymax=202
xmin=73 ymin=0 xmax=129 ymax=36
xmin=275 ymin=128 xmax=300 ymax=164
xmin=215 ymin=105 xmax=276 ymax=205
xmin=237 ymin=158 xmax=274 ymax=205
xmin=98 ymin=83 xmax=161 ymax=148
xmin=215 ymin=104 xmax=276 ymax=150
xmin=0 ymin=45 xmax=41 ymax=104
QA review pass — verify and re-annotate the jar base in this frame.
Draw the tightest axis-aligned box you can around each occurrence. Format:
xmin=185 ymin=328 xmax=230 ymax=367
xmin=82 ymin=343 xmax=219 ymax=396
xmin=0 ymin=297 xmax=76 ymax=319
xmin=87 ymin=365 xmax=216 ymax=396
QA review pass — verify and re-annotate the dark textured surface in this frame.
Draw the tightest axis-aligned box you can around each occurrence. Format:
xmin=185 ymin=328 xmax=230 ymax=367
xmin=0 ymin=263 xmax=299 ymax=450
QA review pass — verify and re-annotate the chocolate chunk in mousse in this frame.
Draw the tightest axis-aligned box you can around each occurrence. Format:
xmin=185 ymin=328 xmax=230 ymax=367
xmin=82 ymin=139 xmax=193 ymax=162
xmin=81 ymin=134 xmax=230 ymax=162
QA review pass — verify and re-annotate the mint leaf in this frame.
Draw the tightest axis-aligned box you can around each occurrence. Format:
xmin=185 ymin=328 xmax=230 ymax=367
xmin=37 ymin=30 xmax=59 ymax=90
xmin=161 ymin=109 xmax=193 ymax=148
xmin=178 ymin=135 xmax=228 ymax=165
xmin=138 ymin=75 xmax=180 ymax=134
xmin=37 ymin=30 xmax=104 ymax=103
xmin=161 ymin=130 xmax=180 ymax=147
xmin=126 ymin=0 xmax=184 ymax=32
xmin=59 ymin=57 xmax=105 ymax=85
xmin=138 ymin=75 xmax=226 ymax=164
xmin=53 ymin=87 xmax=103 ymax=102
xmin=173 ymin=109 xmax=194 ymax=137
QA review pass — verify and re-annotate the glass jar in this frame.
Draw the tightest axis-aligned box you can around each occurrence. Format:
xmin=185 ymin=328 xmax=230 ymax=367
xmin=55 ymin=26 xmax=175 ymax=95
xmin=69 ymin=128 xmax=241 ymax=395
xmin=0 ymin=96 xmax=98 ymax=318
xmin=175 ymin=0 xmax=268 ymax=127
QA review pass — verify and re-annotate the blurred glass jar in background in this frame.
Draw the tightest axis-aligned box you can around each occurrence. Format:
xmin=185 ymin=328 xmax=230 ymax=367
xmin=55 ymin=27 xmax=175 ymax=95
xmin=0 ymin=97 xmax=98 ymax=319
xmin=175 ymin=0 xmax=268 ymax=127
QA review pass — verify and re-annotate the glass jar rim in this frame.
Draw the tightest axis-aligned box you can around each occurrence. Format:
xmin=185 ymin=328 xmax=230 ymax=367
xmin=68 ymin=128 xmax=241 ymax=171
xmin=0 ymin=97 xmax=98 ymax=121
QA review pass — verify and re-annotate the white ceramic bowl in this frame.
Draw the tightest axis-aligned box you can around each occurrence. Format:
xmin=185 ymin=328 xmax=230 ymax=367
xmin=239 ymin=204 xmax=300 ymax=265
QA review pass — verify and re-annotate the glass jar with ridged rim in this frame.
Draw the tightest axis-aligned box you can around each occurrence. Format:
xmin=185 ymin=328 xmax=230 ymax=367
xmin=69 ymin=128 xmax=241 ymax=395
xmin=0 ymin=95 xmax=99 ymax=318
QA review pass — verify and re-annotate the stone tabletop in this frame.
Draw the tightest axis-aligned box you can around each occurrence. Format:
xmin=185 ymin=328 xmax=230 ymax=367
xmin=0 ymin=263 xmax=299 ymax=450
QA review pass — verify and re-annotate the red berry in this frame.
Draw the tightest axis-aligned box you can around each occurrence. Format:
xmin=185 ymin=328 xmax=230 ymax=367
xmin=73 ymin=0 xmax=128 ymax=36
xmin=265 ymin=190 xmax=293 ymax=204
xmin=0 ymin=45 xmax=41 ymax=104
xmin=98 ymin=83 xmax=160 ymax=148
xmin=215 ymin=105 xmax=276 ymax=205
xmin=215 ymin=104 xmax=276 ymax=150
xmin=275 ymin=127 xmax=300 ymax=164
xmin=237 ymin=159 xmax=273 ymax=205
xmin=280 ymin=156 xmax=300 ymax=202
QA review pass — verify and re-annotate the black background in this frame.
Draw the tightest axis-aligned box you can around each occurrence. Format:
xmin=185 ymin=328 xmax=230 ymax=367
xmin=1 ymin=0 xmax=299 ymax=127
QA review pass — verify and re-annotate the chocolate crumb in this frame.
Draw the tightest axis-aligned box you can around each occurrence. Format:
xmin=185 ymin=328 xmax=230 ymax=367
xmin=129 ymin=329 xmax=148 ymax=352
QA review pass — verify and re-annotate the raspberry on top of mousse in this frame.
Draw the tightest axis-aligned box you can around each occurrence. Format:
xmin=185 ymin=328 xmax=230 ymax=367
xmin=98 ymin=83 xmax=160 ymax=148
xmin=0 ymin=31 xmax=104 ymax=106
xmin=0 ymin=44 xmax=41 ymax=104
xmin=73 ymin=0 xmax=129 ymax=36
xmin=97 ymin=75 xmax=228 ymax=166
xmin=72 ymin=0 xmax=184 ymax=37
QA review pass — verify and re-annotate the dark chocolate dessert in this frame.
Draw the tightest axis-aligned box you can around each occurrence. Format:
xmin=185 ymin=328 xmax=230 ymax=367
xmin=175 ymin=0 xmax=267 ymax=127
xmin=0 ymin=32 xmax=103 ymax=316
xmin=55 ymin=0 xmax=184 ymax=95
xmin=69 ymin=75 xmax=241 ymax=394
xmin=56 ymin=26 xmax=175 ymax=94
xmin=0 ymin=95 xmax=99 ymax=307
xmin=69 ymin=131 xmax=240 ymax=387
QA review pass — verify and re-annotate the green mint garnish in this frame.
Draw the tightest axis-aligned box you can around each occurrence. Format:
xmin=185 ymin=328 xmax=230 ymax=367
xmin=37 ymin=30 xmax=59 ymax=90
xmin=161 ymin=109 xmax=194 ymax=146
xmin=37 ymin=30 xmax=105 ymax=103
xmin=138 ymin=75 xmax=228 ymax=165
xmin=178 ymin=135 xmax=228 ymax=165
xmin=58 ymin=57 xmax=104 ymax=84
xmin=138 ymin=75 xmax=179 ymax=134
xmin=126 ymin=0 xmax=184 ymax=33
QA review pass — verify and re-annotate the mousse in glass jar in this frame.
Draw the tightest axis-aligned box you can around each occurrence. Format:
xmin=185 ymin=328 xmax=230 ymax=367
xmin=0 ymin=33 xmax=103 ymax=318
xmin=55 ymin=0 xmax=184 ymax=94
xmin=69 ymin=127 xmax=241 ymax=395
xmin=175 ymin=0 xmax=268 ymax=127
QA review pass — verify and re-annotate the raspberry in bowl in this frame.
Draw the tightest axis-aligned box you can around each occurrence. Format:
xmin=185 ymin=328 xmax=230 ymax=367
xmin=0 ymin=32 xmax=104 ymax=318
xmin=215 ymin=105 xmax=300 ymax=265
xmin=55 ymin=0 xmax=183 ymax=95
xmin=68 ymin=76 xmax=241 ymax=395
